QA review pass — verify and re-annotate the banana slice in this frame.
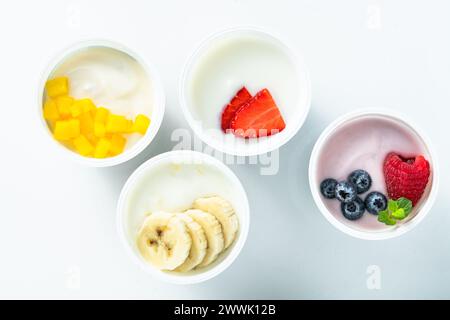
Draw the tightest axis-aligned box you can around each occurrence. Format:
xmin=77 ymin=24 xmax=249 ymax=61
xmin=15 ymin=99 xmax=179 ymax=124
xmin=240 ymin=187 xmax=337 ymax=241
xmin=175 ymin=213 xmax=208 ymax=272
xmin=137 ymin=212 xmax=191 ymax=271
xmin=186 ymin=209 xmax=224 ymax=267
xmin=193 ymin=196 xmax=239 ymax=249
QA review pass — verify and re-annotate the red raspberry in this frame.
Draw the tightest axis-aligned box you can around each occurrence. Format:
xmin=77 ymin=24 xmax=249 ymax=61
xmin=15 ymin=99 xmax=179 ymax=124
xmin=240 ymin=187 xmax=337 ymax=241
xmin=383 ymin=152 xmax=430 ymax=206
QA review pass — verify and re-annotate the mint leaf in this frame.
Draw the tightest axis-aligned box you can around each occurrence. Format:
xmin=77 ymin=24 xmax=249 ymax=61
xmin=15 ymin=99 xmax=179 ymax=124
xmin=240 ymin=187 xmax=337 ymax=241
xmin=388 ymin=200 xmax=398 ymax=212
xmin=385 ymin=217 xmax=397 ymax=225
xmin=378 ymin=210 xmax=388 ymax=223
xmin=397 ymin=197 xmax=412 ymax=215
xmin=392 ymin=208 xmax=406 ymax=220
xmin=378 ymin=209 xmax=396 ymax=225
xmin=378 ymin=197 xmax=414 ymax=226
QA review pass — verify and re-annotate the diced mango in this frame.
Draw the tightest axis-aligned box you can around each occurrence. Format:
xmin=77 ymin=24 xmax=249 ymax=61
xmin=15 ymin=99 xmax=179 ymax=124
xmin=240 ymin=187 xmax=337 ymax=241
xmin=71 ymin=98 xmax=95 ymax=117
xmin=53 ymin=121 xmax=70 ymax=141
xmin=94 ymin=121 xmax=106 ymax=137
xmin=43 ymin=100 xmax=59 ymax=121
xmin=110 ymin=134 xmax=126 ymax=155
xmin=132 ymin=114 xmax=150 ymax=134
xmin=73 ymin=135 xmax=94 ymax=156
xmin=125 ymin=119 xmax=134 ymax=133
xmin=53 ymin=119 xmax=80 ymax=141
xmin=43 ymin=76 xmax=143 ymax=158
xmin=45 ymin=77 xmax=69 ymax=98
xmin=106 ymin=114 xmax=129 ymax=133
xmin=94 ymin=107 xmax=110 ymax=124
xmin=87 ymin=135 xmax=99 ymax=146
xmin=56 ymin=96 xmax=74 ymax=118
xmin=94 ymin=138 xmax=111 ymax=158
xmin=68 ymin=119 xmax=80 ymax=138
xmin=70 ymin=102 xmax=83 ymax=118
xmin=73 ymin=98 xmax=96 ymax=114
xmin=78 ymin=112 xmax=94 ymax=136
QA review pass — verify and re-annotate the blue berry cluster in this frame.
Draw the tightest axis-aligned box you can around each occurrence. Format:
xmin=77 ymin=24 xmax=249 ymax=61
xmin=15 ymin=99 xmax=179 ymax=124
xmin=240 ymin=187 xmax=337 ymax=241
xmin=320 ymin=170 xmax=387 ymax=221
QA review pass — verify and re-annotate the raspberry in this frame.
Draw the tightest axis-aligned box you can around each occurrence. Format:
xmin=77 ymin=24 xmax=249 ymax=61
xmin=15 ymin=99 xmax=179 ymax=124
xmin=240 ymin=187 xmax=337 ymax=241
xmin=383 ymin=152 xmax=430 ymax=206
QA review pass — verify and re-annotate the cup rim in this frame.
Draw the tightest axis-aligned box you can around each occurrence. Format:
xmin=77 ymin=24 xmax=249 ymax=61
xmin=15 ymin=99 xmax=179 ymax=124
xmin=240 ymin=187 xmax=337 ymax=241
xmin=37 ymin=39 xmax=166 ymax=167
xmin=116 ymin=150 xmax=250 ymax=284
xmin=309 ymin=108 xmax=440 ymax=240
xmin=179 ymin=26 xmax=312 ymax=157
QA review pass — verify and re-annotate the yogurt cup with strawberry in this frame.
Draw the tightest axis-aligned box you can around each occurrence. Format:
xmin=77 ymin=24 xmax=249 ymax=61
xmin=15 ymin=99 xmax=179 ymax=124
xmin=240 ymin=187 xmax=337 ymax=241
xmin=309 ymin=110 xmax=439 ymax=240
xmin=180 ymin=27 xmax=311 ymax=156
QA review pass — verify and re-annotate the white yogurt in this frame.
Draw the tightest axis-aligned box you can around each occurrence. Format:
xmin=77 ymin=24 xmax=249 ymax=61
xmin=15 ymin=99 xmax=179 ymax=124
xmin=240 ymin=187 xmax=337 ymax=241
xmin=50 ymin=46 xmax=155 ymax=149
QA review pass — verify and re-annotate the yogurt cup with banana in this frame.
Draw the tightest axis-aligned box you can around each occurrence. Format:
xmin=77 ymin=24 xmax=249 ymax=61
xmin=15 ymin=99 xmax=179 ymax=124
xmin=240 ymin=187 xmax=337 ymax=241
xmin=117 ymin=150 xmax=250 ymax=284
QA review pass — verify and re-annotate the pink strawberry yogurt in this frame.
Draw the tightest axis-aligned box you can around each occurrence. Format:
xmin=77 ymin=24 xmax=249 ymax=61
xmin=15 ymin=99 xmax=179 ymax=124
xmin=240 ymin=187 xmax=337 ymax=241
xmin=315 ymin=114 xmax=432 ymax=232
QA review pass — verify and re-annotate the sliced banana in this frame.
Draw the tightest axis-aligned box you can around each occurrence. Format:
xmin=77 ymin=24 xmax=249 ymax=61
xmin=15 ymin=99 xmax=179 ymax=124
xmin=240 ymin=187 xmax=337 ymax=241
xmin=137 ymin=212 xmax=191 ymax=271
xmin=193 ymin=196 xmax=239 ymax=249
xmin=186 ymin=209 xmax=224 ymax=267
xmin=175 ymin=213 xmax=208 ymax=272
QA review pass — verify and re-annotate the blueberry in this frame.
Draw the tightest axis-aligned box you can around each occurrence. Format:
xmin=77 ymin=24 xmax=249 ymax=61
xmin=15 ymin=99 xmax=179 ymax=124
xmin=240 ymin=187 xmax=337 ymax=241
xmin=348 ymin=170 xmax=372 ymax=194
xmin=364 ymin=192 xmax=387 ymax=215
xmin=335 ymin=181 xmax=357 ymax=203
xmin=341 ymin=197 xmax=365 ymax=220
xmin=320 ymin=178 xmax=338 ymax=199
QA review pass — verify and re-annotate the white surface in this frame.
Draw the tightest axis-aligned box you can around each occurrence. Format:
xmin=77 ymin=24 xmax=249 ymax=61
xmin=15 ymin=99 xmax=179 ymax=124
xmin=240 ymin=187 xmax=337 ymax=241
xmin=0 ymin=0 xmax=449 ymax=299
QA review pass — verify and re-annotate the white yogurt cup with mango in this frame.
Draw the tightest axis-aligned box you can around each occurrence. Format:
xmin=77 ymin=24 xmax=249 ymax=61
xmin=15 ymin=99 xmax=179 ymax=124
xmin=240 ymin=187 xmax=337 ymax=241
xmin=38 ymin=39 xmax=165 ymax=167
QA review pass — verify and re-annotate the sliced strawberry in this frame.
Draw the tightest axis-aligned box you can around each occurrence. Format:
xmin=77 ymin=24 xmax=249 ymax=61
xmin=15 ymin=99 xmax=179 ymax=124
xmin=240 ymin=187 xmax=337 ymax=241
xmin=230 ymin=88 xmax=286 ymax=138
xmin=221 ymin=87 xmax=252 ymax=132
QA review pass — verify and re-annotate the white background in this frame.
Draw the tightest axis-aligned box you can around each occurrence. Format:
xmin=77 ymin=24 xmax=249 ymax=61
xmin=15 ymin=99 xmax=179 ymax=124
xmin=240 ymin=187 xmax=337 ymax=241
xmin=0 ymin=0 xmax=449 ymax=299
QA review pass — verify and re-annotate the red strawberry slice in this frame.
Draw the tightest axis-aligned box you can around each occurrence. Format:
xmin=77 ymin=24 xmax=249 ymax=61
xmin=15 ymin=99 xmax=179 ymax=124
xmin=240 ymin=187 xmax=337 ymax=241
xmin=221 ymin=87 xmax=252 ymax=132
xmin=383 ymin=152 xmax=430 ymax=206
xmin=230 ymin=88 xmax=286 ymax=138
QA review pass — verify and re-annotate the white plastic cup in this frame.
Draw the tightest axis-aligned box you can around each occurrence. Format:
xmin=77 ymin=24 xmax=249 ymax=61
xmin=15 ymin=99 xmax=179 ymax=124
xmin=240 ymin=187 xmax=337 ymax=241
xmin=37 ymin=39 xmax=165 ymax=167
xmin=179 ymin=27 xmax=311 ymax=157
xmin=116 ymin=150 xmax=250 ymax=284
xmin=309 ymin=109 xmax=439 ymax=240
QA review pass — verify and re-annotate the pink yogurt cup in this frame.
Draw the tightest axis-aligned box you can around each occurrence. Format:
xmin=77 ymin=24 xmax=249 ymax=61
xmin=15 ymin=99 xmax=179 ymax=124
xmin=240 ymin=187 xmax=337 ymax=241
xmin=309 ymin=109 xmax=439 ymax=240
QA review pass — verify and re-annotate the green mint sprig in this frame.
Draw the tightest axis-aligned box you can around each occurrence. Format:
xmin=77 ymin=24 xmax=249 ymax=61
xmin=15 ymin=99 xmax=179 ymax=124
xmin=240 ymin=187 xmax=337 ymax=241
xmin=378 ymin=197 xmax=413 ymax=226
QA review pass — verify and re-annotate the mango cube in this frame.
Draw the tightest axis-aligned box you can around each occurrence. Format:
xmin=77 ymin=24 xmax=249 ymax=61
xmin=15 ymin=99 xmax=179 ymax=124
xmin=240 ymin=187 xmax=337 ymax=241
xmin=87 ymin=134 xmax=99 ymax=146
xmin=94 ymin=121 xmax=106 ymax=138
xmin=73 ymin=135 xmax=94 ymax=156
xmin=126 ymin=119 xmax=134 ymax=133
xmin=78 ymin=112 xmax=94 ymax=136
xmin=70 ymin=103 xmax=83 ymax=118
xmin=43 ymin=100 xmax=59 ymax=121
xmin=110 ymin=134 xmax=126 ymax=155
xmin=73 ymin=98 xmax=96 ymax=114
xmin=44 ymin=76 xmax=138 ymax=158
xmin=94 ymin=138 xmax=111 ymax=158
xmin=132 ymin=114 xmax=150 ymax=134
xmin=106 ymin=114 xmax=129 ymax=133
xmin=45 ymin=77 xmax=69 ymax=98
xmin=56 ymin=96 xmax=74 ymax=118
xmin=53 ymin=119 xmax=80 ymax=141
xmin=94 ymin=107 xmax=110 ymax=124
